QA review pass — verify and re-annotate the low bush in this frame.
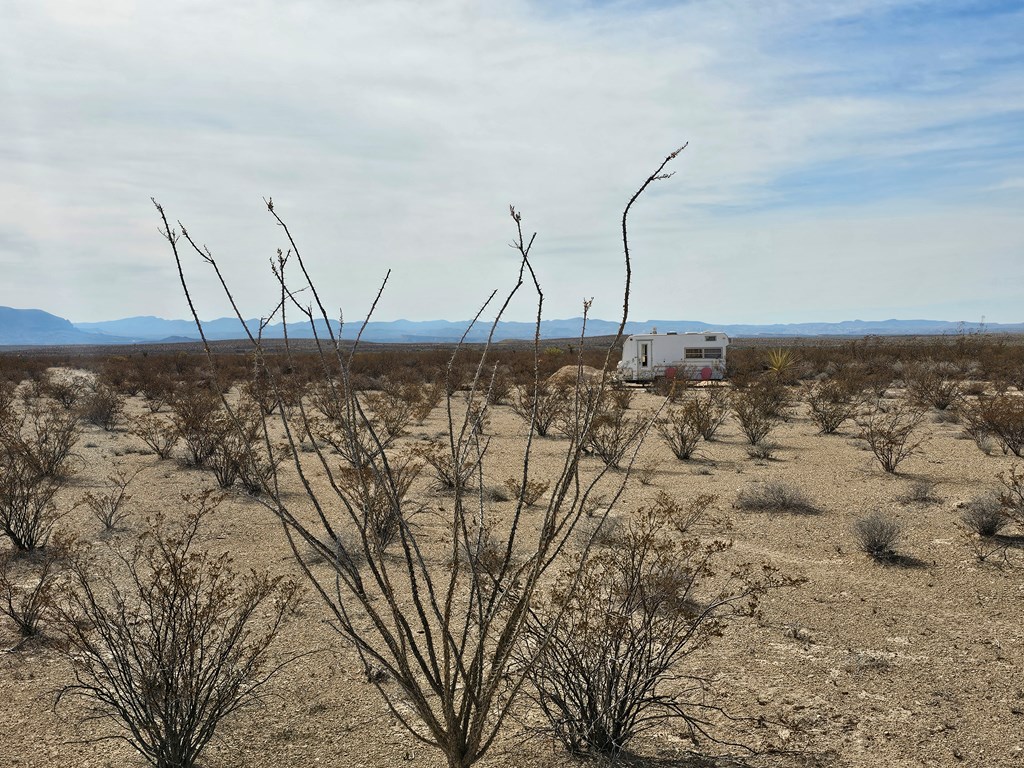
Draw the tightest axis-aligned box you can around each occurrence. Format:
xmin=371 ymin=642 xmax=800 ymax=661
xmin=735 ymin=480 xmax=818 ymax=514
xmin=960 ymin=496 xmax=1010 ymax=538
xmin=857 ymin=402 xmax=926 ymax=474
xmin=853 ymin=512 xmax=903 ymax=560
xmin=56 ymin=497 xmax=299 ymax=768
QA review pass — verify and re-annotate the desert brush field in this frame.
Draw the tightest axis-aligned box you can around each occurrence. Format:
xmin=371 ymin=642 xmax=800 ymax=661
xmin=1 ymin=338 xmax=1023 ymax=768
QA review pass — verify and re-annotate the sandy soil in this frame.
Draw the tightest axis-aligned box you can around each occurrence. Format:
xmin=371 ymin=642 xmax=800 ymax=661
xmin=2 ymin=374 xmax=1023 ymax=768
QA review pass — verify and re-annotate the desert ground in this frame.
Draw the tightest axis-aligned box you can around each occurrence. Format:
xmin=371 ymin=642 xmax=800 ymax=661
xmin=1 ymin=346 xmax=1023 ymax=768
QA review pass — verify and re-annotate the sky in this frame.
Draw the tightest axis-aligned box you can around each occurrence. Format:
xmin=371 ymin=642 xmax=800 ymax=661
xmin=1 ymin=0 xmax=1022 ymax=327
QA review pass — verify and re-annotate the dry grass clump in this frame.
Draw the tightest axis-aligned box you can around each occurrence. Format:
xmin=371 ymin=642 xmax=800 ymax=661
xmin=853 ymin=512 xmax=903 ymax=561
xmin=959 ymin=496 xmax=1010 ymax=538
xmin=735 ymin=480 xmax=819 ymax=514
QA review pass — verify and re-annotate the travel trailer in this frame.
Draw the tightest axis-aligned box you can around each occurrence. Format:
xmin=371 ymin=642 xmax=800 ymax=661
xmin=616 ymin=331 xmax=729 ymax=383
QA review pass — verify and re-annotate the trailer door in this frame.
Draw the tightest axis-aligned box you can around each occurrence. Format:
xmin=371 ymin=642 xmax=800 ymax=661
xmin=639 ymin=341 xmax=650 ymax=369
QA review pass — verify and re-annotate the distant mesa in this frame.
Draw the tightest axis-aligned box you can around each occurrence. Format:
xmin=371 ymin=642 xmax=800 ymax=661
xmin=0 ymin=306 xmax=1021 ymax=348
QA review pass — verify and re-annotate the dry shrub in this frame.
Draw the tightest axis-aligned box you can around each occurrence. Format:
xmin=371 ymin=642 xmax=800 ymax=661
xmin=960 ymin=496 xmax=1010 ymax=538
xmin=503 ymin=476 xmax=550 ymax=507
xmin=805 ymin=379 xmax=863 ymax=434
xmin=81 ymin=383 xmax=125 ymax=431
xmin=690 ymin=387 xmax=730 ymax=441
xmin=657 ymin=402 xmax=703 ymax=460
xmin=730 ymin=383 xmax=778 ymax=445
xmin=43 ymin=371 xmax=89 ymax=410
xmin=0 ymin=539 xmax=70 ymax=642
xmin=416 ymin=439 xmax=481 ymax=492
xmin=853 ymin=512 xmax=903 ymax=560
xmin=736 ymin=480 xmax=818 ymax=514
xmin=905 ymin=362 xmax=962 ymax=411
xmin=79 ymin=466 xmax=142 ymax=532
xmin=997 ymin=465 xmax=1024 ymax=524
xmin=521 ymin=492 xmax=784 ymax=756
xmin=511 ymin=382 xmax=568 ymax=437
xmin=857 ymin=402 xmax=926 ymax=474
xmin=966 ymin=394 xmax=1024 ymax=457
xmin=899 ymin=479 xmax=941 ymax=505
xmin=57 ymin=498 xmax=299 ymax=768
xmin=2 ymin=402 xmax=81 ymax=479
xmin=585 ymin=404 xmax=648 ymax=469
xmin=0 ymin=447 xmax=65 ymax=552
xmin=169 ymin=385 xmax=227 ymax=467
xmin=131 ymin=414 xmax=179 ymax=459
xmin=338 ymin=456 xmax=423 ymax=550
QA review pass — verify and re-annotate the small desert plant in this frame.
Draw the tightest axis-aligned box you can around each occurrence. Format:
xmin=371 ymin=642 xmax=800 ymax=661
xmin=169 ymin=385 xmax=227 ymax=467
xmin=735 ymin=480 xmax=818 ymax=514
xmin=997 ymin=465 xmax=1024 ymax=525
xmin=745 ymin=439 xmax=780 ymax=461
xmin=56 ymin=496 xmax=300 ymax=768
xmin=0 ymin=448 xmax=65 ymax=551
xmin=511 ymin=382 xmax=568 ymax=437
xmin=968 ymin=394 xmax=1024 ymax=457
xmin=79 ymin=467 xmax=142 ymax=532
xmin=0 ymin=542 xmax=68 ymax=641
xmin=960 ymin=495 xmax=1010 ymax=537
xmin=730 ymin=385 xmax=778 ymax=445
xmin=657 ymin=401 xmax=703 ymax=460
xmin=857 ymin=402 xmax=926 ymax=473
xmin=503 ymin=476 xmax=550 ymax=507
xmin=44 ymin=372 xmax=89 ymax=410
xmin=905 ymin=362 xmax=962 ymax=411
xmin=689 ymin=386 xmax=730 ymax=441
xmin=81 ymin=384 xmax=125 ymax=431
xmin=337 ymin=455 xmax=423 ymax=550
xmin=586 ymin=404 xmax=649 ymax=469
xmin=415 ymin=440 xmax=481 ymax=492
xmin=2 ymin=403 xmax=81 ymax=479
xmin=131 ymin=414 xmax=179 ymax=459
xmin=805 ymin=379 xmax=863 ymax=434
xmin=899 ymin=479 xmax=941 ymax=505
xmin=853 ymin=512 xmax=903 ymax=560
xmin=521 ymin=492 xmax=781 ymax=756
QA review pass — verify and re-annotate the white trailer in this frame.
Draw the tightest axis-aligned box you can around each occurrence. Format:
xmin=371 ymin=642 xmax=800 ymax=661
xmin=616 ymin=331 xmax=729 ymax=383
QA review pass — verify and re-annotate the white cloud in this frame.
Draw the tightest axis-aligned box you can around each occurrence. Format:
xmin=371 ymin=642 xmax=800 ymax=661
xmin=0 ymin=0 xmax=1021 ymax=324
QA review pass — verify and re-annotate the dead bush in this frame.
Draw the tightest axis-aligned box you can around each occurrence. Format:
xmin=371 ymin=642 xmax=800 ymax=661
xmin=905 ymin=362 xmax=962 ymax=411
xmin=169 ymin=385 xmax=227 ymax=467
xmin=43 ymin=371 xmax=89 ymax=410
xmin=997 ymin=465 xmax=1024 ymax=524
xmin=56 ymin=496 xmax=299 ymax=768
xmin=857 ymin=402 xmax=926 ymax=474
xmin=899 ymin=479 xmax=941 ymax=505
xmin=416 ymin=439 xmax=481 ymax=492
xmin=585 ymin=404 xmax=649 ymax=469
xmin=511 ymin=382 xmax=568 ymax=437
xmin=2 ymin=403 xmax=81 ymax=479
xmin=337 ymin=455 xmax=423 ymax=550
xmin=690 ymin=387 xmax=730 ymax=441
xmin=0 ymin=540 xmax=69 ymax=642
xmin=730 ymin=385 xmax=778 ymax=445
xmin=853 ymin=512 xmax=903 ymax=560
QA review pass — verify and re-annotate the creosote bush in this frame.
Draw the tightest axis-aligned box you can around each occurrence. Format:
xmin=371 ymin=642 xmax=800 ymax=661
xmin=79 ymin=466 xmax=142 ymax=532
xmin=0 ymin=541 xmax=68 ymax=642
xmin=521 ymin=492 xmax=786 ymax=756
xmin=857 ymin=402 xmax=926 ymax=474
xmin=805 ymin=379 xmax=863 ymax=434
xmin=57 ymin=495 xmax=299 ymax=768
xmin=966 ymin=394 xmax=1024 ymax=457
xmin=657 ymin=401 xmax=704 ymax=460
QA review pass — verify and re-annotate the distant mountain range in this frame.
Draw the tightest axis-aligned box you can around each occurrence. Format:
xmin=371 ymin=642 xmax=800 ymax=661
xmin=1 ymin=306 xmax=1021 ymax=347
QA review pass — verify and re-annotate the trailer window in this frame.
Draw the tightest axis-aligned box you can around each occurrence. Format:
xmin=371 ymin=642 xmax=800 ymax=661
xmin=705 ymin=335 xmax=717 ymax=342
xmin=684 ymin=348 xmax=703 ymax=359
xmin=703 ymin=347 xmax=723 ymax=359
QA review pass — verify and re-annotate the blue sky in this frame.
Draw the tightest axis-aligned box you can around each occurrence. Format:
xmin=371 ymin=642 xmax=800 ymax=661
xmin=1 ymin=0 xmax=1021 ymax=325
